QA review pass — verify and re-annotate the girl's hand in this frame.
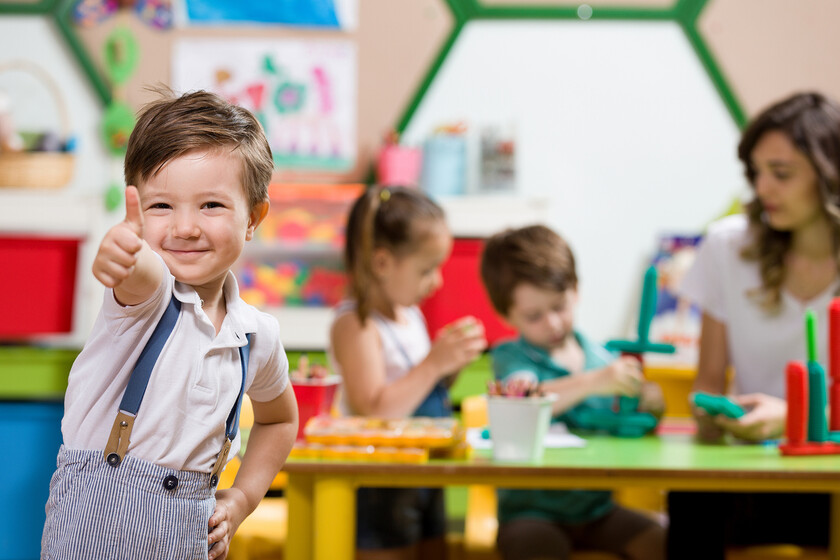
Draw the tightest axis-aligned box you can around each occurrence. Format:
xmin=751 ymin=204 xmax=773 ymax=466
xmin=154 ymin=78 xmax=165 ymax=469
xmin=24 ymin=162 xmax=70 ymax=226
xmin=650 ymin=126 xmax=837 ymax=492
xmin=594 ymin=356 xmax=644 ymax=397
xmin=715 ymin=393 xmax=786 ymax=442
xmin=425 ymin=316 xmax=487 ymax=378
xmin=208 ymin=487 xmax=249 ymax=560
xmin=92 ymin=186 xmax=145 ymax=288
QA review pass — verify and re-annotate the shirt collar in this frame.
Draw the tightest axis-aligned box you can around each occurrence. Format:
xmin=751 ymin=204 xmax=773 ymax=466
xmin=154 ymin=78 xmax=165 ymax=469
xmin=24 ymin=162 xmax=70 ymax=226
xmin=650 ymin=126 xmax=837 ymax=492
xmin=171 ymin=271 xmax=257 ymax=347
xmin=516 ymin=332 xmax=589 ymax=374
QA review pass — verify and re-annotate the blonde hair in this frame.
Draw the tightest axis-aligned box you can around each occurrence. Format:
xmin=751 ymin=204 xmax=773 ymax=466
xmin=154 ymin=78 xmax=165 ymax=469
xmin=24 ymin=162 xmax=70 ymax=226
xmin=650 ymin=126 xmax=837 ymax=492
xmin=344 ymin=186 xmax=445 ymax=323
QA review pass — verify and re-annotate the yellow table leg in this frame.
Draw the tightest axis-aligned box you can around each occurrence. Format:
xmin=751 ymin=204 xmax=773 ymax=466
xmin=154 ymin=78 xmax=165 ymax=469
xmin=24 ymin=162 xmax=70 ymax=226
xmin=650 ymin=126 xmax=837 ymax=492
xmin=314 ymin=477 xmax=356 ymax=560
xmin=286 ymin=473 xmax=314 ymax=560
xmin=831 ymin=493 xmax=840 ymax=560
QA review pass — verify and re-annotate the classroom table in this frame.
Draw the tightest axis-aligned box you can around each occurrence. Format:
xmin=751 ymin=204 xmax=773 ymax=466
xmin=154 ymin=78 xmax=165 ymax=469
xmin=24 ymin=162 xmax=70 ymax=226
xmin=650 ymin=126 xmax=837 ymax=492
xmin=283 ymin=432 xmax=840 ymax=560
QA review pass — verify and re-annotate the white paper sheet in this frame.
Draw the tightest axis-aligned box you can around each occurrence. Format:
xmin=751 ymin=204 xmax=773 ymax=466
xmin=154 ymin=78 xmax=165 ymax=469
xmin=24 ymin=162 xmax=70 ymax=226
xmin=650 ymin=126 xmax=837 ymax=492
xmin=466 ymin=423 xmax=586 ymax=450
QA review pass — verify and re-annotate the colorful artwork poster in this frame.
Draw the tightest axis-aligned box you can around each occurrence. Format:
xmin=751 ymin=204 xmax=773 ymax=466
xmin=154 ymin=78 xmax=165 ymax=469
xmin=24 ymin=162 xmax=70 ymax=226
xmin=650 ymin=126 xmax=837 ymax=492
xmin=173 ymin=39 xmax=357 ymax=171
xmin=648 ymin=233 xmax=703 ymax=366
xmin=182 ymin=0 xmax=357 ymax=30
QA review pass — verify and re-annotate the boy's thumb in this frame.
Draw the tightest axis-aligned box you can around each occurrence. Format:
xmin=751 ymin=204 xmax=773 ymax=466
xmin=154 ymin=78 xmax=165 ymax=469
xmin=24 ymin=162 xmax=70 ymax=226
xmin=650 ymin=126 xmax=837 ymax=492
xmin=124 ymin=186 xmax=144 ymax=236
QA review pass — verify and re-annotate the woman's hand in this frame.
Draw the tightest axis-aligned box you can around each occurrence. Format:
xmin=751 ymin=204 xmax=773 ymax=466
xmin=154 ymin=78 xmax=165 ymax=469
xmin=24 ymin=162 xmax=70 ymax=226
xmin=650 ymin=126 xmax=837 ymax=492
xmin=715 ymin=393 xmax=786 ymax=442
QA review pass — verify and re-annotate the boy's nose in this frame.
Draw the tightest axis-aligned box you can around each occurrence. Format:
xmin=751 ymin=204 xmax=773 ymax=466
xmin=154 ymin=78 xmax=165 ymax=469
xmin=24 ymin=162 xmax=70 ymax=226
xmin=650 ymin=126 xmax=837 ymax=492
xmin=174 ymin=211 xmax=201 ymax=238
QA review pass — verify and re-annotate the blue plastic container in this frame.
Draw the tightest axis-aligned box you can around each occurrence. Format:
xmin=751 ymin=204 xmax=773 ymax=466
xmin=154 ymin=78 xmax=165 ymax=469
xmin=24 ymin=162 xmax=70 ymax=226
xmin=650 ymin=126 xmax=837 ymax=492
xmin=421 ymin=134 xmax=467 ymax=197
xmin=0 ymin=401 xmax=63 ymax=559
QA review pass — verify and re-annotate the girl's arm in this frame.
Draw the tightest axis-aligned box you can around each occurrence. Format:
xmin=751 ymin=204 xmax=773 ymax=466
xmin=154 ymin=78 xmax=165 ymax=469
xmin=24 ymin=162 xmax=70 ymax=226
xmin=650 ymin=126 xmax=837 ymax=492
xmin=331 ymin=312 xmax=485 ymax=417
xmin=691 ymin=312 xmax=731 ymax=441
xmin=208 ymin=386 xmax=298 ymax=558
xmin=539 ymin=355 xmax=643 ymax=416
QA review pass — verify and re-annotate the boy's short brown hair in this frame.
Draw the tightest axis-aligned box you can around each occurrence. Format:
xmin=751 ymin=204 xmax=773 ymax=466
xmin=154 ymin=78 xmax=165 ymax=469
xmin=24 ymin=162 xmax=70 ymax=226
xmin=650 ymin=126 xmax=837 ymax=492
xmin=124 ymin=89 xmax=274 ymax=210
xmin=480 ymin=224 xmax=578 ymax=316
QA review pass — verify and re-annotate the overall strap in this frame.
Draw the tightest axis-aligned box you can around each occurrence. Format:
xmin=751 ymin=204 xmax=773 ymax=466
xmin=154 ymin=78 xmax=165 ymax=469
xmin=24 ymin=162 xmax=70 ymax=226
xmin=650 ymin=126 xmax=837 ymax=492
xmin=209 ymin=333 xmax=252 ymax=488
xmin=104 ymin=296 xmax=182 ymax=467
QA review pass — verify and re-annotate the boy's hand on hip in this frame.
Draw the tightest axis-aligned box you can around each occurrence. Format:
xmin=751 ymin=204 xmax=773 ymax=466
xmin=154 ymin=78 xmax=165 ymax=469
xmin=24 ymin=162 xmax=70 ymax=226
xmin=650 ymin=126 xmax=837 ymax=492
xmin=92 ymin=186 xmax=145 ymax=288
xmin=208 ymin=487 xmax=249 ymax=560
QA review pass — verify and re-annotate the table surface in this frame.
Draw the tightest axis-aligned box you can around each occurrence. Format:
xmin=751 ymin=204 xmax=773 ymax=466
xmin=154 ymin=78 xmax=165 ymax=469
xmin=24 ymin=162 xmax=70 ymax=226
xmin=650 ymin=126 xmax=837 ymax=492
xmin=283 ymin=431 xmax=840 ymax=560
xmin=284 ymin=432 xmax=840 ymax=486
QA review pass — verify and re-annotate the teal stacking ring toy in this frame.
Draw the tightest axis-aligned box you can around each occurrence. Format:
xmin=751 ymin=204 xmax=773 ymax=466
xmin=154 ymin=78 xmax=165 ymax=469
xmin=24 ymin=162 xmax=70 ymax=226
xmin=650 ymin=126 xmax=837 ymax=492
xmin=691 ymin=392 xmax=745 ymax=419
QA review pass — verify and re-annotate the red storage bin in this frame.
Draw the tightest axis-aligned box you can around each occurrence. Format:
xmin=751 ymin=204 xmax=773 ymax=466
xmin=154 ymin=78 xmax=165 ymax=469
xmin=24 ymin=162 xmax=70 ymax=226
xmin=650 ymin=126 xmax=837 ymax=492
xmin=292 ymin=378 xmax=340 ymax=440
xmin=420 ymin=238 xmax=516 ymax=346
xmin=0 ymin=236 xmax=80 ymax=338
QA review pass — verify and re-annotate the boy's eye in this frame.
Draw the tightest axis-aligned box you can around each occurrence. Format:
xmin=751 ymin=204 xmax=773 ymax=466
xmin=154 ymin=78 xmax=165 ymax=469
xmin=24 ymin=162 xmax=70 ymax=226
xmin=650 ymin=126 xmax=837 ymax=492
xmin=149 ymin=202 xmax=171 ymax=209
xmin=203 ymin=201 xmax=224 ymax=209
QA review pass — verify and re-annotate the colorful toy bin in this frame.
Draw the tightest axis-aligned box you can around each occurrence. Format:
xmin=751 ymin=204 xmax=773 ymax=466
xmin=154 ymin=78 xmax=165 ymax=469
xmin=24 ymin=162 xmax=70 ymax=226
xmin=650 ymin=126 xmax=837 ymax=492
xmin=0 ymin=346 xmax=74 ymax=559
xmin=0 ymin=235 xmax=81 ymax=338
xmin=237 ymin=184 xmax=363 ymax=309
xmin=292 ymin=377 xmax=341 ymax=440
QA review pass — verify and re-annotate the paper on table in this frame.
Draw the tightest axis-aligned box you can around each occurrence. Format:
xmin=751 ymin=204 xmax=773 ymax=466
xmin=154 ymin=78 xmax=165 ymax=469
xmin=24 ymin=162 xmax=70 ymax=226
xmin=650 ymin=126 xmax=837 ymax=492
xmin=466 ymin=423 xmax=586 ymax=450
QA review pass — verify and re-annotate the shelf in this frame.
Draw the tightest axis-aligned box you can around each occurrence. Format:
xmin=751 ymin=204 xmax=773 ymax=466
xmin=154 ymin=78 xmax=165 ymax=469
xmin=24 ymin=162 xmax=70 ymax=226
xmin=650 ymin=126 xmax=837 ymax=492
xmin=0 ymin=190 xmax=99 ymax=236
xmin=268 ymin=306 xmax=334 ymax=350
xmin=435 ymin=194 xmax=552 ymax=237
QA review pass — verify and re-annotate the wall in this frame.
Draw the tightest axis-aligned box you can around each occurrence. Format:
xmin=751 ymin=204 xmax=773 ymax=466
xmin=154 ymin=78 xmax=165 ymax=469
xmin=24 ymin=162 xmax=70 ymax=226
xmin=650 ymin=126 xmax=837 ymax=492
xmin=3 ymin=1 xmax=840 ymax=345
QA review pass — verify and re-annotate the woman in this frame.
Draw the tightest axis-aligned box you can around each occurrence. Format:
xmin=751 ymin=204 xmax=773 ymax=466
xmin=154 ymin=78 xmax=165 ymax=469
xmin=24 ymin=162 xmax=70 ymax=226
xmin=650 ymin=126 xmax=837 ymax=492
xmin=668 ymin=92 xmax=840 ymax=559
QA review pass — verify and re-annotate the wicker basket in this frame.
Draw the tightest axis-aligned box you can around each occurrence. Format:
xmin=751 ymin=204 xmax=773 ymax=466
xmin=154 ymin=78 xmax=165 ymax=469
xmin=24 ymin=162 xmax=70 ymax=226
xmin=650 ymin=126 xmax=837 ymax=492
xmin=0 ymin=60 xmax=75 ymax=188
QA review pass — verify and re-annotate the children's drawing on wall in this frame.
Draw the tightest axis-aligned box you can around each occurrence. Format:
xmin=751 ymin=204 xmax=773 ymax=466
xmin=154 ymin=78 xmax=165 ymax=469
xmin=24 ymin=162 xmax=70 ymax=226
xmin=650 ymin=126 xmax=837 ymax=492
xmin=647 ymin=234 xmax=703 ymax=366
xmin=181 ymin=0 xmax=357 ymax=30
xmin=173 ymin=39 xmax=357 ymax=171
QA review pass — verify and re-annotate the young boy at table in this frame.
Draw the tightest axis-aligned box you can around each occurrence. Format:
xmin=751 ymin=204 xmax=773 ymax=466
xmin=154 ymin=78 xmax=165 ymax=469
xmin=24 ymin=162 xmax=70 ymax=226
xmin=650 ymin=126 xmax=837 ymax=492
xmin=480 ymin=224 xmax=665 ymax=560
xmin=41 ymin=90 xmax=298 ymax=560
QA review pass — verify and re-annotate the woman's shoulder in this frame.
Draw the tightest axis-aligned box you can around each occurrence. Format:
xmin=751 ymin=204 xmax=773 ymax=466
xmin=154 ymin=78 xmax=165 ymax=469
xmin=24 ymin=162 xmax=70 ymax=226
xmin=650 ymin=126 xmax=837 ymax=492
xmin=705 ymin=214 xmax=750 ymax=241
xmin=698 ymin=214 xmax=753 ymax=257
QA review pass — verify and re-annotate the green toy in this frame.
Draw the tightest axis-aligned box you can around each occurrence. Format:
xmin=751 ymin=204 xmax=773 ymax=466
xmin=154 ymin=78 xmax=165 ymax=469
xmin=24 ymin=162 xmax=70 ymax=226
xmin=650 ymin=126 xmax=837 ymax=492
xmin=575 ymin=408 xmax=658 ymax=438
xmin=605 ymin=266 xmax=675 ymax=416
xmin=691 ymin=392 xmax=745 ymax=419
xmin=805 ymin=310 xmax=829 ymax=442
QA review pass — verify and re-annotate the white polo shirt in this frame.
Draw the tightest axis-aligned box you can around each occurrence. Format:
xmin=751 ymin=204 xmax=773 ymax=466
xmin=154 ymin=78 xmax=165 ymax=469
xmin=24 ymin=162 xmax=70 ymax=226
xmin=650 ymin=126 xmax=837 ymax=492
xmin=679 ymin=214 xmax=836 ymax=398
xmin=62 ymin=255 xmax=289 ymax=472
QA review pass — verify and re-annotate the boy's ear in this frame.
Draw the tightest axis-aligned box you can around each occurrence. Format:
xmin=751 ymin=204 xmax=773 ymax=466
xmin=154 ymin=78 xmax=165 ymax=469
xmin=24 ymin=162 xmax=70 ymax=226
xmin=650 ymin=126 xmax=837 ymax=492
xmin=246 ymin=200 xmax=270 ymax=241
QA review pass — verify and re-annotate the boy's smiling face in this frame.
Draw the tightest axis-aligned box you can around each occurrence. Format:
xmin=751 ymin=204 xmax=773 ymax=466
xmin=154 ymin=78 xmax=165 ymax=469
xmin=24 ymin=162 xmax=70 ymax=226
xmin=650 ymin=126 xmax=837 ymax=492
xmin=504 ymin=283 xmax=578 ymax=351
xmin=137 ymin=147 xmax=266 ymax=300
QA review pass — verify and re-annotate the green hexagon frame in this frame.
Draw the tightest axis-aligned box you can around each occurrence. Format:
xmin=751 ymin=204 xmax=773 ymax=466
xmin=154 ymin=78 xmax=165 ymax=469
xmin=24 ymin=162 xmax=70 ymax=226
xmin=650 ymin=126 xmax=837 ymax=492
xmin=396 ymin=0 xmax=746 ymax=131
xmin=0 ymin=0 xmax=744 ymax=132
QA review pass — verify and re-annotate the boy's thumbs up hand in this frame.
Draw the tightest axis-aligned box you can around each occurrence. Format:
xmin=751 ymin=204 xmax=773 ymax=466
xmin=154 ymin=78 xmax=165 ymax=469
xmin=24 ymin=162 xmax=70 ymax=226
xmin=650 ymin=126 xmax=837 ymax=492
xmin=92 ymin=186 xmax=147 ymax=288
xmin=123 ymin=185 xmax=144 ymax=238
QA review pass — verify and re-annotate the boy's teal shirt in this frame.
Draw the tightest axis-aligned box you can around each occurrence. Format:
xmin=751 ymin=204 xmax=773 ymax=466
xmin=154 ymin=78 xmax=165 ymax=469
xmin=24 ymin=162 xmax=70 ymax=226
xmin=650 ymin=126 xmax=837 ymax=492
xmin=490 ymin=331 xmax=616 ymax=525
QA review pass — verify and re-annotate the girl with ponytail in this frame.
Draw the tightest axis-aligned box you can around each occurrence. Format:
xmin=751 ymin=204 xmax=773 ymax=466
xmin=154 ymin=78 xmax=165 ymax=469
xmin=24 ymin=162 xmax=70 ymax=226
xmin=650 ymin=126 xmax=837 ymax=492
xmin=329 ymin=186 xmax=486 ymax=559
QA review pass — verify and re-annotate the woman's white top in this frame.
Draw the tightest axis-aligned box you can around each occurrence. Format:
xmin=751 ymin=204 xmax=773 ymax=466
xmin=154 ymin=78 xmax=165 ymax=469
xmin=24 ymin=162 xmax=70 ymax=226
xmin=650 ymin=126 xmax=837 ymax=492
xmin=679 ymin=214 xmax=837 ymax=398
